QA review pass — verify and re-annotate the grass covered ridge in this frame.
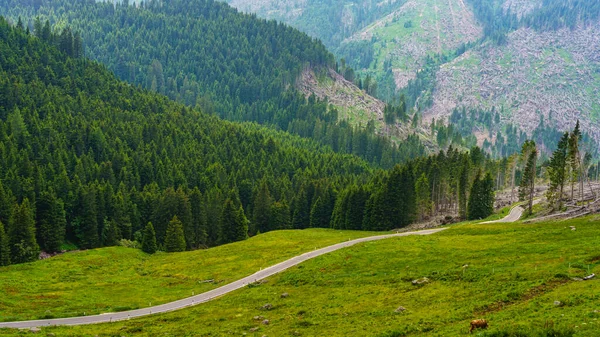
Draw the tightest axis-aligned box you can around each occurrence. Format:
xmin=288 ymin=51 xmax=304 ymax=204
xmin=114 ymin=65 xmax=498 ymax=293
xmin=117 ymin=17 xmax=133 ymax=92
xmin=0 ymin=229 xmax=383 ymax=322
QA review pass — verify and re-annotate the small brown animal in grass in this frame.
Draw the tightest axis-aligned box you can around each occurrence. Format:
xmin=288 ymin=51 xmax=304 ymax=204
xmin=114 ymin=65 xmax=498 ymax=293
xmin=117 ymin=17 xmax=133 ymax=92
xmin=469 ymin=319 xmax=488 ymax=333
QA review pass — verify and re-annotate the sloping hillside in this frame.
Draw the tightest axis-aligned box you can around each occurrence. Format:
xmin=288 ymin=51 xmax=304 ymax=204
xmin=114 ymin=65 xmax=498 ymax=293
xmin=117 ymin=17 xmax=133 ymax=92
xmin=426 ymin=23 xmax=600 ymax=143
xmin=226 ymin=0 xmax=600 ymax=155
xmin=297 ymin=67 xmax=437 ymax=150
xmin=340 ymin=0 xmax=482 ymax=89
xmin=1 ymin=0 xmax=429 ymax=167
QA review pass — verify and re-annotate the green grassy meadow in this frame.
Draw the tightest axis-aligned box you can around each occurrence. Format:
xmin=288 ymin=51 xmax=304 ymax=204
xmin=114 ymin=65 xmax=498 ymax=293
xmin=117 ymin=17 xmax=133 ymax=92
xmin=0 ymin=229 xmax=383 ymax=322
xmin=1 ymin=215 xmax=600 ymax=336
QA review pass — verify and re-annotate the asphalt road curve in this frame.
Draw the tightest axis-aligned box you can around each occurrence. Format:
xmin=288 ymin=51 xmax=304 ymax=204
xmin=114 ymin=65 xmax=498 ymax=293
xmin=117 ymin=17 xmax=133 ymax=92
xmin=0 ymin=228 xmax=448 ymax=329
xmin=482 ymin=205 xmax=525 ymax=224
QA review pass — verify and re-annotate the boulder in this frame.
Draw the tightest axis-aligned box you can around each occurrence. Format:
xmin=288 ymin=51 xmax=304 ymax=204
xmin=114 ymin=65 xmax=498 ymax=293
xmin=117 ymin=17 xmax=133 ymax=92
xmin=262 ymin=319 xmax=270 ymax=325
xmin=249 ymin=327 xmax=259 ymax=332
xmin=253 ymin=315 xmax=264 ymax=320
xmin=280 ymin=292 xmax=289 ymax=298
xmin=395 ymin=306 xmax=407 ymax=313
xmin=261 ymin=303 xmax=273 ymax=310
xmin=411 ymin=277 xmax=430 ymax=285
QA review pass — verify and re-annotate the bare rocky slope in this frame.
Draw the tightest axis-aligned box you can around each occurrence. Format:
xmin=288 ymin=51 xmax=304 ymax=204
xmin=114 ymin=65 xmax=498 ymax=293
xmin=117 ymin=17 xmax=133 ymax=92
xmin=425 ymin=23 xmax=600 ymax=143
xmin=297 ymin=67 xmax=433 ymax=146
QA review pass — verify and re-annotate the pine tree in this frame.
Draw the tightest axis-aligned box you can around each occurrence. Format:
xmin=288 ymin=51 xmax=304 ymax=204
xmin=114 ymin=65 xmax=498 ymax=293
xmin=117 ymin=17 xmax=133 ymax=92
xmin=310 ymin=187 xmax=335 ymax=229
xmin=568 ymin=120 xmax=581 ymax=202
xmin=458 ymin=158 xmax=470 ymax=220
xmin=142 ymin=222 xmax=158 ymax=254
xmin=519 ymin=141 xmax=538 ymax=215
xmin=102 ymin=219 xmax=119 ymax=246
xmin=220 ymin=199 xmax=248 ymax=244
xmin=189 ymin=187 xmax=207 ymax=249
xmin=547 ymin=132 xmax=569 ymax=210
xmin=291 ymin=185 xmax=310 ymax=229
xmin=0 ymin=181 xmax=13 ymax=230
xmin=467 ymin=171 xmax=482 ymax=220
xmin=0 ymin=221 xmax=10 ymax=266
xmin=270 ymin=201 xmax=290 ymax=230
xmin=79 ymin=189 xmax=100 ymax=249
xmin=164 ymin=215 xmax=186 ymax=252
xmin=253 ymin=180 xmax=272 ymax=234
xmin=9 ymin=198 xmax=40 ymax=264
xmin=398 ymin=165 xmax=416 ymax=226
xmin=480 ymin=173 xmax=495 ymax=218
xmin=415 ymin=173 xmax=432 ymax=221
xmin=345 ymin=187 xmax=368 ymax=230
xmin=36 ymin=191 xmax=66 ymax=253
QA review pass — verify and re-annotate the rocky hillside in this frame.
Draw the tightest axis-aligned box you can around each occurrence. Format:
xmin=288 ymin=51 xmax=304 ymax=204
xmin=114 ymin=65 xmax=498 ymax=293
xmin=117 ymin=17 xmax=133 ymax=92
xmin=340 ymin=0 xmax=482 ymax=89
xmin=296 ymin=67 xmax=431 ymax=145
xmin=425 ymin=23 xmax=600 ymax=143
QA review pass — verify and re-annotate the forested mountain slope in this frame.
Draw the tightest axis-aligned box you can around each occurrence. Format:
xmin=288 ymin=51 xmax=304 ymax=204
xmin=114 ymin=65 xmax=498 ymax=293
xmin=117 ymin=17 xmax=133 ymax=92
xmin=0 ymin=17 xmax=505 ymax=267
xmin=0 ymin=17 xmax=375 ymax=264
xmin=0 ymin=0 xmax=426 ymax=167
xmin=225 ymin=0 xmax=600 ymax=157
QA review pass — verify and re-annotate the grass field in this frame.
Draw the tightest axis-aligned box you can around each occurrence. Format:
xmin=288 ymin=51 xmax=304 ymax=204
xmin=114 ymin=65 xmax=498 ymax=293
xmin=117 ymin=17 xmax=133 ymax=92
xmin=1 ymin=213 xmax=599 ymax=336
xmin=0 ymin=229 xmax=383 ymax=322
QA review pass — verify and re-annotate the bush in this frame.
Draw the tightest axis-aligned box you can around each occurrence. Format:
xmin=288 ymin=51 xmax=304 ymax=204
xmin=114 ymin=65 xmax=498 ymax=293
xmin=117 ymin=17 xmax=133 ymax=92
xmin=118 ymin=239 xmax=140 ymax=249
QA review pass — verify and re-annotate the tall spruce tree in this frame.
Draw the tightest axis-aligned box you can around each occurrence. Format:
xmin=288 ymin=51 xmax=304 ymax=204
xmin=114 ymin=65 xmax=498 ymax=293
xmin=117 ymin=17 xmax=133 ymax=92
xmin=291 ymin=185 xmax=310 ymax=229
xmin=546 ymin=132 xmax=569 ymax=210
xmin=458 ymin=157 xmax=470 ymax=220
xmin=79 ymin=189 xmax=100 ymax=249
xmin=9 ymin=198 xmax=40 ymax=264
xmin=0 ymin=221 xmax=10 ymax=266
xmin=480 ymin=173 xmax=495 ymax=218
xmin=270 ymin=201 xmax=290 ymax=230
xmin=253 ymin=180 xmax=272 ymax=234
xmin=467 ymin=171 xmax=483 ymax=220
xmin=36 ymin=191 xmax=66 ymax=253
xmin=568 ymin=120 xmax=581 ymax=201
xmin=101 ymin=219 xmax=119 ymax=246
xmin=220 ymin=199 xmax=248 ymax=244
xmin=0 ymin=181 xmax=13 ymax=228
xmin=142 ymin=222 xmax=158 ymax=254
xmin=416 ymin=173 xmax=432 ymax=221
xmin=189 ymin=188 xmax=207 ymax=249
xmin=519 ymin=141 xmax=538 ymax=215
xmin=345 ymin=187 xmax=368 ymax=230
xmin=164 ymin=216 xmax=186 ymax=252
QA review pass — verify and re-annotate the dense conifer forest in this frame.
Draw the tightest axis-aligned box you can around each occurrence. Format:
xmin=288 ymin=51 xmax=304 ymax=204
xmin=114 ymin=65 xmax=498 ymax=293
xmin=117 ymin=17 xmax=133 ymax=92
xmin=0 ymin=17 xmax=371 ymax=264
xmin=0 ymin=18 xmax=505 ymax=266
xmin=0 ymin=0 xmax=428 ymax=168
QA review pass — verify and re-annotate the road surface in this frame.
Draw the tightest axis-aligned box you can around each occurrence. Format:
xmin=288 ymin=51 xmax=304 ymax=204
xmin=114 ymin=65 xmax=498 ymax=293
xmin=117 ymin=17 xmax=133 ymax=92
xmin=482 ymin=205 xmax=525 ymax=224
xmin=0 ymin=228 xmax=448 ymax=329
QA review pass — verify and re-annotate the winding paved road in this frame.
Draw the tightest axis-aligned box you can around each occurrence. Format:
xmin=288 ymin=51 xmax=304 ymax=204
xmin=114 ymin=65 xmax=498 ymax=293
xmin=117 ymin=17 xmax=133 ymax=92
xmin=0 ymin=228 xmax=448 ymax=329
xmin=482 ymin=205 xmax=525 ymax=224
xmin=482 ymin=199 xmax=541 ymax=224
